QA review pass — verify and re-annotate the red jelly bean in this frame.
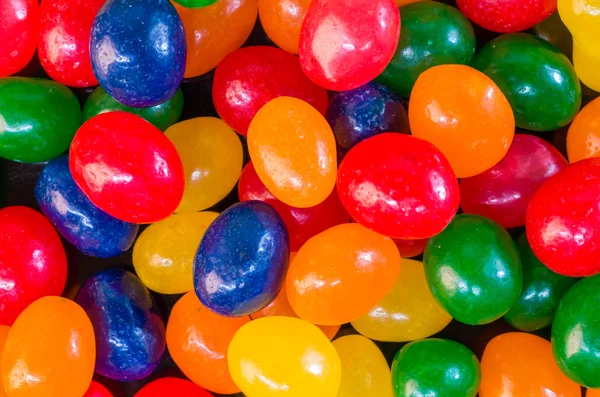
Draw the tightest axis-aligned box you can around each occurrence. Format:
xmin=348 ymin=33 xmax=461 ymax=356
xmin=527 ymin=157 xmax=600 ymax=277
xmin=70 ymin=112 xmax=185 ymax=224
xmin=299 ymin=0 xmax=400 ymax=91
xmin=0 ymin=0 xmax=39 ymax=76
xmin=213 ymin=46 xmax=329 ymax=136
xmin=83 ymin=381 xmax=113 ymax=397
xmin=0 ymin=206 xmax=67 ymax=326
xmin=239 ymin=162 xmax=350 ymax=251
xmin=457 ymin=0 xmax=555 ymax=33
xmin=135 ymin=378 xmax=213 ymax=397
xmin=460 ymin=134 xmax=568 ymax=229
xmin=393 ymin=238 xmax=429 ymax=258
xmin=38 ymin=0 xmax=104 ymax=87
xmin=337 ymin=133 xmax=459 ymax=239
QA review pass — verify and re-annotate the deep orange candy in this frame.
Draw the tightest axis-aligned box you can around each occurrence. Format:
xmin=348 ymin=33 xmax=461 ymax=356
xmin=567 ymin=96 xmax=600 ymax=163
xmin=258 ymin=0 xmax=309 ymax=54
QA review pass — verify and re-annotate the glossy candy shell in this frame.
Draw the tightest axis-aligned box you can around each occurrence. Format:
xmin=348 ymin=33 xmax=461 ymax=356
xmin=0 ymin=0 xmax=39 ymax=77
xmin=135 ymin=378 xmax=213 ymax=397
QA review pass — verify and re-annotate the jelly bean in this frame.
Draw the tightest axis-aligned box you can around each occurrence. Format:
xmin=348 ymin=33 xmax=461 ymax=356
xmin=0 ymin=0 xmax=38 ymax=77
xmin=238 ymin=162 xmax=350 ymax=252
xmin=352 ymin=259 xmax=452 ymax=342
xmin=0 ymin=206 xmax=67 ymax=326
xmin=326 ymin=83 xmax=409 ymax=152
xmin=298 ymin=0 xmax=400 ymax=91
xmin=135 ymin=378 xmax=213 ymax=397
xmin=377 ymin=1 xmax=476 ymax=98
xmin=83 ymin=382 xmax=113 ymax=397
xmin=248 ymin=97 xmax=336 ymax=208
xmin=460 ymin=134 xmax=568 ymax=229
xmin=590 ymin=390 xmax=600 ymax=397
xmin=76 ymin=268 xmax=165 ymax=381
xmin=391 ymin=339 xmax=481 ymax=397
xmin=504 ymin=234 xmax=578 ymax=332
xmin=1 ymin=297 xmax=95 ymax=397
xmin=424 ymin=214 xmax=522 ymax=325
xmin=393 ymin=238 xmax=429 ymax=258
xmin=133 ymin=211 xmax=218 ymax=294
xmin=258 ymin=0 xmax=309 ymax=54
xmin=484 ymin=333 xmax=581 ymax=397
xmin=228 ymin=316 xmax=342 ymax=397
xmin=165 ymin=117 xmax=243 ymax=212
xmin=173 ymin=0 xmax=217 ymax=7
xmin=90 ymin=0 xmax=186 ymax=107
xmin=0 ymin=77 xmax=81 ymax=163
xmin=173 ymin=0 xmax=257 ymax=78
xmin=35 ymin=156 xmax=139 ymax=258
xmin=287 ymin=223 xmax=401 ymax=325
xmin=567 ymin=97 xmax=600 ymax=163
xmin=526 ymin=158 xmax=600 ymax=276
xmin=409 ymin=65 xmax=514 ymax=178
xmin=473 ymin=34 xmax=581 ymax=132
xmin=38 ymin=0 xmax=104 ymax=87
xmin=337 ymin=133 xmax=459 ymax=239
xmin=0 ymin=325 xmax=9 ymax=397
xmin=457 ymin=0 xmax=555 ymax=32
xmin=532 ymin=11 xmax=572 ymax=57
xmin=213 ymin=46 xmax=329 ymax=136
xmin=332 ymin=335 xmax=393 ymax=397
xmin=69 ymin=112 xmax=184 ymax=224
xmin=83 ymin=87 xmax=184 ymax=132
xmin=166 ymin=292 xmax=249 ymax=394
xmin=194 ymin=201 xmax=289 ymax=316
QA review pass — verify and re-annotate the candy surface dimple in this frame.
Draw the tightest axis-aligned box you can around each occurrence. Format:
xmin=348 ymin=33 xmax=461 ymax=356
xmin=337 ymin=133 xmax=459 ymax=239
xmin=0 ymin=0 xmax=39 ymax=77
xmin=567 ymin=96 xmax=600 ymax=163
xmin=258 ymin=0 xmax=310 ymax=54
xmin=134 ymin=378 xmax=213 ymax=397
xmin=90 ymin=0 xmax=186 ymax=107
xmin=457 ymin=0 xmax=556 ymax=32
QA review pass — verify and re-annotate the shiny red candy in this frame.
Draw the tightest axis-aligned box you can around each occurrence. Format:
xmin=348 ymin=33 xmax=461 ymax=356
xmin=337 ymin=133 xmax=459 ymax=239
xmin=527 ymin=158 xmax=600 ymax=277
xmin=0 ymin=0 xmax=39 ymax=76
xmin=299 ymin=0 xmax=400 ymax=91
xmin=457 ymin=0 xmax=556 ymax=33
xmin=239 ymin=162 xmax=350 ymax=251
xmin=460 ymin=134 xmax=568 ymax=229
xmin=213 ymin=46 xmax=329 ymax=136
xmin=135 ymin=378 xmax=213 ymax=397
xmin=393 ymin=238 xmax=429 ymax=258
xmin=69 ymin=112 xmax=185 ymax=224
xmin=83 ymin=381 xmax=113 ymax=397
xmin=38 ymin=0 xmax=104 ymax=87
xmin=0 ymin=206 xmax=67 ymax=326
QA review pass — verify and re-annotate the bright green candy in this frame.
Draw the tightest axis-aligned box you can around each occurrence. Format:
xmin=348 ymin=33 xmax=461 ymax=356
xmin=376 ymin=1 xmax=475 ymax=97
xmin=172 ymin=0 xmax=218 ymax=7
xmin=473 ymin=33 xmax=581 ymax=132
xmin=0 ymin=77 xmax=81 ymax=163
xmin=83 ymin=87 xmax=183 ymax=132
xmin=552 ymin=274 xmax=600 ymax=387
xmin=504 ymin=233 xmax=578 ymax=332
xmin=391 ymin=339 xmax=480 ymax=397
xmin=424 ymin=214 xmax=522 ymax=325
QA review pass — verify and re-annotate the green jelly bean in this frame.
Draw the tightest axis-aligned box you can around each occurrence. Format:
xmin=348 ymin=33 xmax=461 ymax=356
xmin=391 ymin=338 xmax=480 ymax=397
xmin=504 ymin=233 xmax=578 ymax=332
xmin=424 ymin=214 xmax=522 ymax=325
xmin=473 ymin=33 xmax=581 ymax=132
xmin=172 ymin=0 xmax=218 ymax=8
xmin=83 ymin=86 xmax=184 ymax=132
xmin=552 ymin=274 xmax=600 ymax=388
xmin=376 ymin=1 xmax=475 ymax=97
xmin=0 ymin=77 xmax=81 ymax=163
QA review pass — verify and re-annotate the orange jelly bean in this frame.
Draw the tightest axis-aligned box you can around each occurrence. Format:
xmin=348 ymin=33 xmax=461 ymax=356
xmin=409 ymin=64 xmax=515 ymax=178
xmin=286 ymin=223 xmax=401 ymax=325
xmin=173 ymin=0 xmax=257 ymax=78
xmin=567 ymin=96 xmax=600 ymax=163
xmin=248 ymin=96 xmax=337 ymax=208
xmin=1 ymin=297 xmax=95 ymax=397
xmin=258 ymin=0 xmax=310 ymax=54
xmin=480 ymin=332 xmax=581 ymax=397
xmin=0 ymin=325 xmax=9 ymax=397
xmin=588 ymin=389 xmax=600 ymax=397
xmin=166 ymin=291 xmax=250 ymax=395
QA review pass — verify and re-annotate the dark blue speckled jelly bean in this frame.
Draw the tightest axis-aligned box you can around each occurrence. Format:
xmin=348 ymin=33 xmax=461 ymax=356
xmin=326 ymin=83 xmax=410 ymax=153
xmin=90 ymin=0 xmax=186 ymax=107
xmin=194 ymin=201 xmax=290 ymax=317
xmin=34 ymin=156 xmax=139 ymax=258
xmin=75 ymin=268 xmax=165 ymax=381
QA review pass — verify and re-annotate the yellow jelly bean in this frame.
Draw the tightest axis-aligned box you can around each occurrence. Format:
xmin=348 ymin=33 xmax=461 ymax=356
xmin=351 ymin=258 xmax=452 ymax=342
xmin=132 ymin=211 xmax=219 ymax=294
xmin=228 ymin=316 xmax=342 ymax=397
xmin=332 ymin=335 xmax=393 ymax=397
xmin=165 ymin=117 xmax=243 ymax=213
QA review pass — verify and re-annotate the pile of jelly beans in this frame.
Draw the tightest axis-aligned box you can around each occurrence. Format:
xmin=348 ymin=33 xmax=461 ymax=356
xmin=2 ymin=0 xmax=600 ymax=395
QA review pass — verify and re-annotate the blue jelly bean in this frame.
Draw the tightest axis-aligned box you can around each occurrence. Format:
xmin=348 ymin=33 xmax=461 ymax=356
xmin=90 ymin=0 xmax=186 ymax=107
xmin=34 ymin=156 xmax=139 ymax=258
xmin=326 ymin=83 xmax=410 ymax=152
xmin=194 ymin=201 xmax=290 ymax=317
xmin=75 ymin=268 xmax=165 ymax=381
